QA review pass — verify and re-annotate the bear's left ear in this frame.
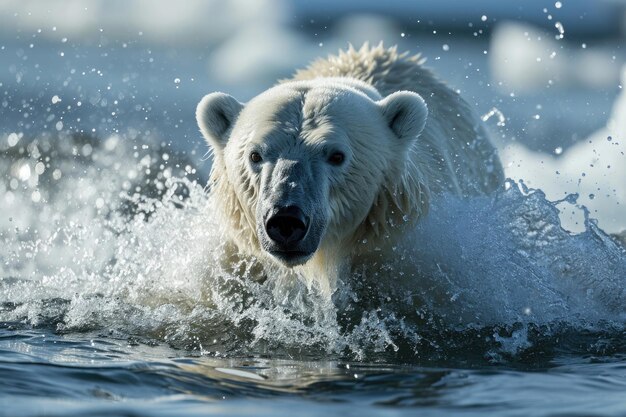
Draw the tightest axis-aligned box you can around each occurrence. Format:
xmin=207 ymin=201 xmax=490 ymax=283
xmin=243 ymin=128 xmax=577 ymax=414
xmin=196 ymin=92 xmax=244 ymax=152
xmin=377 ymin=91 xmax=428 ymax=142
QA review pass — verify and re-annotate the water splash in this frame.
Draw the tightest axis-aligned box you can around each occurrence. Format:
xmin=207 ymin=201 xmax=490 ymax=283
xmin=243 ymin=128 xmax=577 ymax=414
xmin=1 ymin=133 xmax=625 ymax=362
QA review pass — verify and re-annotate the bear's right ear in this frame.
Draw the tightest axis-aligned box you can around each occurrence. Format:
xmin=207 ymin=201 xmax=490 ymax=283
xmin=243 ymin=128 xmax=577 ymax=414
xmin=196 ymin=92 xmax=244 ymax=152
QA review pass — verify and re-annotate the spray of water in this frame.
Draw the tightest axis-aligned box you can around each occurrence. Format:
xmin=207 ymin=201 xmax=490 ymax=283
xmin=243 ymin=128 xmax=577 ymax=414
xmin=1 ymin=132 xmax=625 ymax=362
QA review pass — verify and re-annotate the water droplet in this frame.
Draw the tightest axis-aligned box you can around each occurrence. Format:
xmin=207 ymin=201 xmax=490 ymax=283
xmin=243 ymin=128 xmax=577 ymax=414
xmin=18 ymin=164 xmax=31 ymax=181
xmin=35 ymin=162 xmax=45 ymax=175
xmin=442 ymin=44 xmax=450 ymax=51
xmin=555 ymin=1 xmax=562 ymax=8
xmin=82 ymin=144 xmax=93 ymax=157
xmin=563 ymin=193 xmax=579 ymax=204
xmin=554 ymin=147 xmax=563 ymax=155
xmin=481 ymin=107 xmax=506 ymax=126
xmin=481 ymin=15 xmax=487 ymax=22
xmin=7 ymin=132 xmax=19 ymax=147
xmin=554 ymin=22 xmax=564 ymax=39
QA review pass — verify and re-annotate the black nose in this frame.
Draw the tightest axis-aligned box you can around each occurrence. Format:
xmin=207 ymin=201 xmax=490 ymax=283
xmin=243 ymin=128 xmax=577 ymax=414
xmin=266 ymin=206 xmax=309 ymax=246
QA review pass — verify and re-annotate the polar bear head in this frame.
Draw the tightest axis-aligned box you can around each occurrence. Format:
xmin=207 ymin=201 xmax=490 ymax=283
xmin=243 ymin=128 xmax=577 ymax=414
xmin=196 ymin=78 xmax=428 ymax=267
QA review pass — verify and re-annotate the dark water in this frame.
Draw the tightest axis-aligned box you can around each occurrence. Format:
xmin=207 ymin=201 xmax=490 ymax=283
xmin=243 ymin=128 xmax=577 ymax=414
xmin=2 ymin=327 xmax=626 ymax=417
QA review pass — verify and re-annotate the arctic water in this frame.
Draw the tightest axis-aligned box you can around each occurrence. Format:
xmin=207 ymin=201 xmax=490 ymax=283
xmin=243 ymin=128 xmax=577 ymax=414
xmin=2 ymin=3 xmax=626 ymax=416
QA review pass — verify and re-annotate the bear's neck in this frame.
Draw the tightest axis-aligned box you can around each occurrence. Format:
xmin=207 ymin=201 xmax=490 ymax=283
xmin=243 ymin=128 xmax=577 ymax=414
xmin=349 ymin=167 xmax=430 ymax=256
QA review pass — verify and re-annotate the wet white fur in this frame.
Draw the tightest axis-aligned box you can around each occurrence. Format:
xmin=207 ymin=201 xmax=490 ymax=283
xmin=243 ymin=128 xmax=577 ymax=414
xmin=196 ymin=43 xmax=503 ymax=291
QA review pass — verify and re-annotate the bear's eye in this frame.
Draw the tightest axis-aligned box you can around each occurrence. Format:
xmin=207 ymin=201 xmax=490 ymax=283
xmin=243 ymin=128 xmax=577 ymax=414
xmin=328 ymin=151 xmax=345 ymax=166
xmin=250 ymin=151 xmax=262 ymax=163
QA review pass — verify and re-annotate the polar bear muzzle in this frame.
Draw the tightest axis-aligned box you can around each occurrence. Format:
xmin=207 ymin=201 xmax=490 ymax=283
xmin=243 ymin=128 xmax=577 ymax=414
xmin=255 ymin=157 xmax=327 ymax=267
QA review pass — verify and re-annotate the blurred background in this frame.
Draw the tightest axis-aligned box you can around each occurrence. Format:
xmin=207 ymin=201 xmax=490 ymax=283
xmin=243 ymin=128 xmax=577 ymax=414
xmin=0 ymin=0 xmax=624 ymax=232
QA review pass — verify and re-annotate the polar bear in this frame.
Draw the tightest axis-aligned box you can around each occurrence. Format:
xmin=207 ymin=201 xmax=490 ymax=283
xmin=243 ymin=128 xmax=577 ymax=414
xmin=196 ymin=43 xmax=503 ymax=287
